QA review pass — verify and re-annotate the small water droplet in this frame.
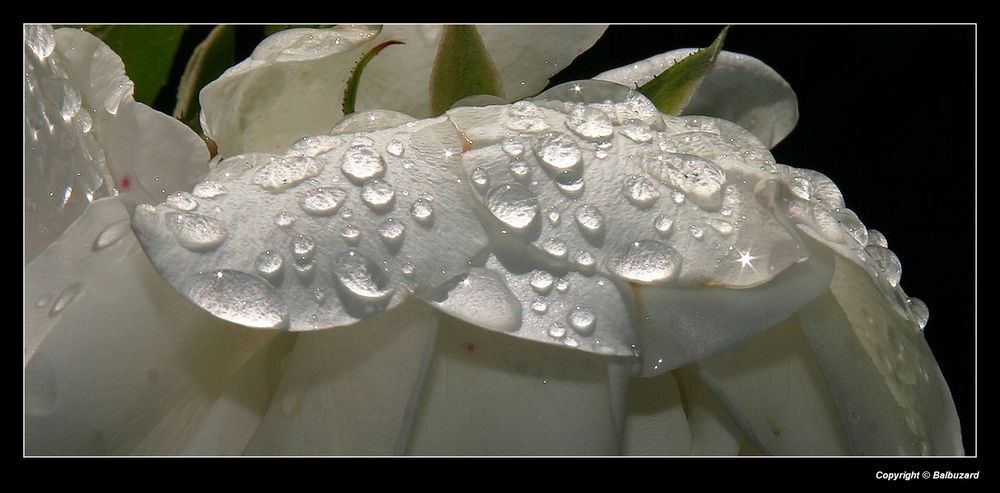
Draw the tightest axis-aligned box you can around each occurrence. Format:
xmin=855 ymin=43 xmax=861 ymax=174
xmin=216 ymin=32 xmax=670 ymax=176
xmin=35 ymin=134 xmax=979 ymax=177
xmin=378 ymin=218 xmax=405 ymax=252
xmin=501 ymin=138 xmax=525 ymax=157
xmin=255 ymin=250 xmax=285 ymax=285
xmin=253 ymin=155 xmax=323 ymax=191
xmin=529 ymin=270 xmax=554 ymax=294
xmin=35 ymin=293 xmax=52 ymax=308
xmin=274 ymin=211 xmax=297 ymax=227
xmin=164 ymin=191 xmax=198 ymax=211
xmin=541 ymin=237 xmax=568 ymax=260
xmin=574 ymin=203 xmax=604 ymax=239
xmin=332 ymin=250 xmax=395 ymax=317
xmin=608 ymin=240 xmax=681 ymax=284
xmin=548 ymin=323 xmax=566 ymax=339
xmin=532 ymin=131 xmax=582 ymax=170
xmin=689 ymin=224 xmax=704 ymax=239
xmin=555 ymin=278 xmax=570 ymax=293
xmin=401 ymin=262 xmax=415 ymax=278
xmin=504 ymin=101 xmax=549 ymax=132
xmin=487 ymin=183 xmax=539 ymax=230
xmin=623 ymin=175 xmax=659 ymax=208
xmin=93 ymin=219 xmax=131 ymax=251
xmin=340 ymin=225 xmax=361 ymax=245
xmin=708 ymin=219 xmax=733 ymax=235
xmin=192 ymin=180 xmax=228 ymax=199
xmin=566 ymin=106 xmax=613 ymax=140
xmin=572 ymin=250 xmax=596 ymax=269
xmin=165 ymin=212 xmax=228 ymax=251
xmin=908 ymin=297 xmax=929 ymax=329
xmin=49 ymin=283 xmax=83 ymax=316
xmin=182 ymin=270 xmax=288 ymax=329
xmin=653 ymin=214 xmax=674 ymax=236
xmin=292 ymin=234 xmax=316 ymax=266
xmin=471 ymin=167 xmax=490 ymax=194
xmin=619 ymin=119 xmax=653 ymax=142
xmin=567 ymin=307 xmax=596 ymax=336
xmin=546 ymin=207 xmax=561 ymax=226
xmin=385 ymin=139 xmax=404 ymax=157
xmin=531 ymin=298 xmax=548 ymax=314
xmin=341 ymin=145 xmax=386 ymax=184
xmin=299 ymin=187 xmax=347 ymax=216
xmin=409 ymin=198 xmax=434 ymax=227
xmin=553 ymin=168 xmax=585 ymax=197
xmin=360 ymin=179 xmax=396 ymax=213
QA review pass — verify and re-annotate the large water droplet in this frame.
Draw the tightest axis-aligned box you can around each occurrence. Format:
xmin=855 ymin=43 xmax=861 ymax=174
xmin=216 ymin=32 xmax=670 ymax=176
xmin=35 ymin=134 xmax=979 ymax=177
xmin=574 ymin=203 xmax=605 ymax=239
xmin=866 ymin=245 xmax=902 ymax=287
xmin=93 ymin=219 xmax=131 ymax=251
xmin=487 ymin=183 xmax=539 ymax=230
xmin=332 ymin=250 xmax=396 ymax=317
xmin=165 ymin=212 xmax=228 ymax=252
xmin=164 ymin=191 xmax=198 ymax=211
xmin=566 ymin=106 xmax=613 ymax=140
xmin=532 ymin=131 xmax=581 ymax=170
xmin=643 ymin=153 xmax=725 ymax=210
xmin=619 ymin=119 xmax=653 ymax=143
xmin=360 ymin=179 xmax=396 ymax=213
xmin=255 ymin=250 xmax=285 ymax=286
xmin=504 ymin=101 xmax=549 ymax=132
xmin=253 ymin=156 xmax=323 ymax=191
xmin=182 ymin=270 xmax=288 ymax=329
xmin=299 ymin=187 xmax=346 ymax=216
xmin=908 ymin=297 xmax=929 ymax=329
xmin=608 ymin=240 xmax=682 ymax=284
xmin=567 ymin=307 xmax=596 ymax=336
xmin=192 ymin=180 xmax=228 ymax=199
xmin=623 ymin=175 xmax=659 ymax=208
xmin=385 ymin=139 xmax=404 ymax=157
xmin=341 ymin=145 xmax=386 ymax=184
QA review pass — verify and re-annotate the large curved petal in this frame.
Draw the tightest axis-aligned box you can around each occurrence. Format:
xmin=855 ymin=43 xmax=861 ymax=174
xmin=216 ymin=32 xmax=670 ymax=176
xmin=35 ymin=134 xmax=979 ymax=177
xmin=595 ymin=49 xmax=798 ymax=149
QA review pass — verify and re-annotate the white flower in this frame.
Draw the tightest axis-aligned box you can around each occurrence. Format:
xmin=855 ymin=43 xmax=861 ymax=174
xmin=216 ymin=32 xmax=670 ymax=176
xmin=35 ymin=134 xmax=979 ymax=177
xmin=24 ymin=25 xmax=965 ymax=456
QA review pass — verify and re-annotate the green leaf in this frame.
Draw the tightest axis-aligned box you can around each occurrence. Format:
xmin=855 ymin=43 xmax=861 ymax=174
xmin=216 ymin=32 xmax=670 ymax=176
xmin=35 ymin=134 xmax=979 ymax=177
xmin=638 ymin=26 xmax=728 ymax=116
xmin=173 ymin=25 xmax=236 ymax=134
xmin=430 ymin=25 xmax=505 ymax=116
xmin=84 ymin=25 xmax=187 ymax=106
xmin=343 ymin=40 xmax=405 ymax=115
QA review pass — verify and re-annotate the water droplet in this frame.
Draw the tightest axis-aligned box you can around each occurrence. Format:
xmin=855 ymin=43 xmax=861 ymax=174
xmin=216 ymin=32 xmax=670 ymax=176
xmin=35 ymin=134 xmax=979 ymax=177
xmin=868 ymin=229 xmax=889 ymax=248
xmin=566 ymin=106 xmax=613 ymax=140
xmin=504 ymin=101 xmax=549 ymax=132
xmin=274 ymin=211 xmax=297 ymax=227
xmin=360 ymin=179 xmax=396 ymax=213
xmin=546 ymin=207 xmax=561 ymax=226
xmin=299 ymin=187 xmax=347 ymax=216
xmin=907 ymin=297 xmax=929 ymax=329
xmin=182 ymin=270 xmax=288 ymax=329
xmin=619 ymin=119 xmax=653 ymax=142
xmin=292 ymin=234 xmax=316 ymax=267
xmin=541 ymin=237 xmax=568 ymax=260
xmin=671 ymin=190 xmax=686 ymax=204
xmin=553 ymin=168 xmax=585 ymax=197
xmin=409 ymin=198 xmax=434 ymax=226
xmin=708 ymin=219 xmax=733 ymax=235
xmin=164 ymin=191 xmax=198 ymax=211
xmin=567 ymin=307 xmax=596 ymax=336
xmin=332 ymin=250 xmax=395 ymax=317
xmin=532 ymin=131 xmax=581 ymax=170
xmin=689 ymin=224 xmax=704 ymax=239
xmin=867 ymin=245 xmax=902 ymax=287
xmin=555 ymin=277 xmax=570 ymax=293
xmin=254 ymin=155 xmax=323 ymax=191
xmin=529 ymin=270 xmax=554 ymax=294
xmin=385 ymin=139 xmax=404 ymax=157
xmin=653 ymin=214 xmax=674 ymax=236
xmin=340 ymin=224 xmax=361 ymax=245
xmin=608 ymin=240 xmax=682 ymax=284
xmin=192 ymin=180 xmax=228 ymax=199
xmin=509 ymin=160 xmax=532 ymax=181
xmin=574 ymin=204 xmax=604 ymax=238
xmin=471 ymin=167 xmax=490 ymax=193
xmin=487 ymin=183 xmax=539 ymax=230
xmin=572 ymin=250 xmax=596 ymax=269
xmin=165 ymin=212 xmax=228 ymax=252
xmin=378 ymin=218 xmax=405 ymax=252
xmin=341 ymin=145 xmax=386 ymax=184
xmin=531 ymin=298 xmax=548 ymax=314
xmin=401 ymin=262 xmax=415 ymax=278
xmin=643 ymin=153 xmax=725 ymax=210
xmin=255 ymin=250 xmax=284 ymax=285
xmin=623 ymin=175 xmax=659 ymax=208
xmin=49 ymin=283 xmax=82 ymax=316
xmin=501 ymin=138 xmax=525 ymax=157
xmin=548 ymin=323 xmax=567 ymax=339
xmin=35 ymin=293 xmax=52 ymax=308
xmin=93 ymin=219 xmax=131 ymax=251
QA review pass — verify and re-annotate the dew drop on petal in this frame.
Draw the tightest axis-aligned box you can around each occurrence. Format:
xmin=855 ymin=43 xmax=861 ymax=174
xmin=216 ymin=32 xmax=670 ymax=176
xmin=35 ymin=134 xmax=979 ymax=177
xmin=566 ymin=106 xmax=613 ymax=140
xmin=908 ymin=297 xmax=929 ymax=329
xmin=274 ymin=211 xmax=297 ymax=227
xmin=409 ymin=198 xmax=434 ymax=226
xmin=255 ymin=250 xmax=285 ymax=286
xmin=623 ymin=175 xmax=659 ymax=208
xmin=471 ymin=167 xmax=490 ymax=194
xmin=341 ymin=145 xmax=386 ymax=184
xmin=501 ymin=138 xmax=525 ymax=157
xmin=548 ymin=323 xmax=567 ymax=339
xmin=487 ymin=183 xmax=539 ymax=230
xmin=332 ymin=250 xmax=395 ymax=317
xmin=299 ymin=187 xmax=347 ymax=216
xmin=529 ymin=270 xmax=554 ymax=294
xmin=385 ymin=139 xmax=404 ymax=157
xmin=555 ymin=277 xmax=570 ymax=293
xmin=532 ymin=131 xmax=582 ymax=170
xmin=93 ymin=218 xmax=131 ymax=251
xmin=541 ymin=237 xmax=568 ymax=260
xmin=608 ymin=240 xmax=682 ymax=284
xmin=567 ymin=306 xmax=596 ymax=336
xmin=653 ymin=214 xmax=674 ymax=236
xmin=574 ymin=203 xmax=605 ymax=237
xmin=573 ymin=250 xmax=597 ymax=269
xmin=378 ymin=218 xmax=405 ymax=252
xmin=619 ymin=119 xmax=653 ymax=143
xmin=49 ymin=282 xmax=83 ymax=317
xmin=360 ymin=179 xmax=395 ymax=213
xmin=182 ymin=270 xmax=288 ymax=329
xmin=531 ymin=298 xmax=548 ymax=314
xmin=192 ymin=180 xmax=228 ymax=199
xmin=340 ymin=225 xmax=361 ymax=245
xmin=165 ymin=212 xmax=228 ymax=252
xmin=292 ymin=234 xmax=316 ymax=266
xmin=509 ymin=160 xmax=532 ymax=182
xmin=504 ymin=101 xmax=549 ymax=132
xmin=164 ymin=191 xmax=198 ymax=211
xmin=689 ymin=224 xmax=704 ymax=239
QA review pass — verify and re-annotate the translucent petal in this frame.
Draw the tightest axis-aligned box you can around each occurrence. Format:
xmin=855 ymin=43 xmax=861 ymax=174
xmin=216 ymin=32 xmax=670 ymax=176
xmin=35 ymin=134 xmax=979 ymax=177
xmin=200 ymin=25 xmax=606 ymax=157
xmin=596 ymin=50 xmax=798 ymax=149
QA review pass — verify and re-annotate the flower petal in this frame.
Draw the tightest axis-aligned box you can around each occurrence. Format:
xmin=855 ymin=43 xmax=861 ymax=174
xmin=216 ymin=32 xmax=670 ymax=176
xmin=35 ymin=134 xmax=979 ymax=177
xmin=596 ymin=49 xmax=798 ymax=149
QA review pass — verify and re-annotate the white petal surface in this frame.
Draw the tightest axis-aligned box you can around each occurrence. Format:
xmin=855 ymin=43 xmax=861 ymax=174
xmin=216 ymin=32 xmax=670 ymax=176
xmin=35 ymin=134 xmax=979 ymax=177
xmin=405 ymin=315 xmax=628 ymax=455
xmin=596 ymin=50 xmax=798 ymax=148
